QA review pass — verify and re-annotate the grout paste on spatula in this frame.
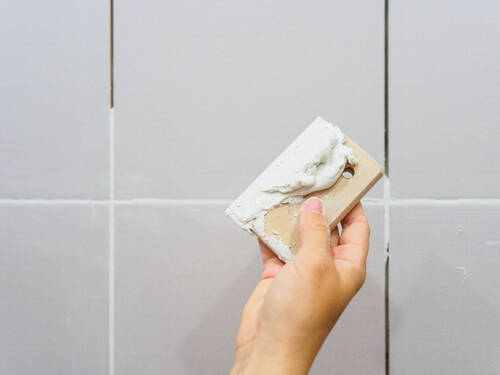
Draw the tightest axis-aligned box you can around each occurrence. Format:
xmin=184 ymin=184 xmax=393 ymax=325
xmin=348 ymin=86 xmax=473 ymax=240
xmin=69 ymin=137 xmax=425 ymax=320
xmin=225 ymin=117 xmax=357 ymax=262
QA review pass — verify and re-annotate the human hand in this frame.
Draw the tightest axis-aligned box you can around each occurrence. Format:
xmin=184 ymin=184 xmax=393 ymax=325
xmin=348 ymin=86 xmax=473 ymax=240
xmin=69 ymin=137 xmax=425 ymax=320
xmin=230 ymin=198 xmax=370 ymax=375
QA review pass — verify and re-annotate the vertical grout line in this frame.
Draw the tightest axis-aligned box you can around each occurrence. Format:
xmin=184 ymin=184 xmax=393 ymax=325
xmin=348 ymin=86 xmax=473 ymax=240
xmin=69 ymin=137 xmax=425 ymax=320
xmin=108 ymin=0 xmax=115 ymax=373
xmin=384 ymin=0 xmax=390 ymax=374
xmin=109 ymin=108 xmax=115 ymax=375
xmin=384 ymin=0 xmax=389 ymax=177
xmin=384 ymin=176 xmax=390 ymax=375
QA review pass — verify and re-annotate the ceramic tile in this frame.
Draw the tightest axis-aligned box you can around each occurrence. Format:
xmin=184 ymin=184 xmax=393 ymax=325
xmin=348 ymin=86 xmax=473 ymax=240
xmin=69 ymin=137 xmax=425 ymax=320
xmin=115 ymin=203 xmax=384 ymax=374
xmin=390 ymin=203 xmax=500 ymax=374
xmin=115 ymin=0 xmax=384 ymax=198
xmin=390 ymin=0 xmax=500 ymax=197
xmin=0 ymin=1 xmax=109 ymax=198
xmin=0 ymin=204 xmax=109 ymax=374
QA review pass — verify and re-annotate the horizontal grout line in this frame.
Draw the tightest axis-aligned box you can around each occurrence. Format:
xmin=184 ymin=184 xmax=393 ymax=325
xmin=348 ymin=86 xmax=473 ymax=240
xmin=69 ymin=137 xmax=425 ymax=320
xmin=362 ymin=198 xmax=384 ymax=204
xmin=0 ymin=198 xmax=233 ymax=205
xmin=0 ymin=199 xmax=110 ymax=205
xmin=389 ymin=198 xmax=500 ymax=205
xmin=1 ymin=198 xmax=500 ymax=206
xmin=0 ymin=198 xmax=382 ymax=205
xmin=114 ymin=198 xmax=234 ymax=205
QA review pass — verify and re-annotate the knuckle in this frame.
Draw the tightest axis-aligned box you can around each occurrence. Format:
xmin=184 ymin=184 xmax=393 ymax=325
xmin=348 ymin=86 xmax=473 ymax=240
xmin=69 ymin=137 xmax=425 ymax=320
xmin=342 ymin=261 xmax=367 ymax=292
xmin=307 ymin=253 xmax=333 ymax=278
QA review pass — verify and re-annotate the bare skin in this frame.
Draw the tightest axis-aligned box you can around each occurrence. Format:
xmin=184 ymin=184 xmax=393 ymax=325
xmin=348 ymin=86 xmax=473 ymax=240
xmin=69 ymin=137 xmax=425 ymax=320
xmin=230 ymin=197 xmax=370 ymax=375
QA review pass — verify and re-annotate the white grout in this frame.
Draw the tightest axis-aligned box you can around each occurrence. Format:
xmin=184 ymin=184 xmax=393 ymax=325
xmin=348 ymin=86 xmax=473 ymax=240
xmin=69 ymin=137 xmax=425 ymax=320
xmin=0 ymin=198 xmax=382 ymax=205
xmin=384 ymin=176 xmax=391 ymax=260
xmin=383 ymin=174 xmax=390 ymax=375
xmin=108 ymin=108 xmax=115 ymax=375
xmin=2 ymin=197 xmax=500 ymax=205
xmin=388 ymin=198 xmax=500 ymax=205
xmin=361 ymin=198 xmax=384 ymax=205
xmin=114 ymin=198 xmax=234 ymax=205
xmin=0 ymin=199 xmax=109 ymax=205
xmin=110 ymin=109 xmax=115 ymax=201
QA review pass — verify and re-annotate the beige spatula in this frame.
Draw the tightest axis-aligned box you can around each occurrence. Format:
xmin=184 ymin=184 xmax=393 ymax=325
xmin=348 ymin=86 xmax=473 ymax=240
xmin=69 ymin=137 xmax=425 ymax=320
xmin=261 ymin=138 xmax=383 ymax=257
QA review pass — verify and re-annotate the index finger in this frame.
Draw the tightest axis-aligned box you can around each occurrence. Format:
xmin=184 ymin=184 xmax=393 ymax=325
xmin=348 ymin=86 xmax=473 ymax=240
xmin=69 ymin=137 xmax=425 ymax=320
xmin=339 ymin=203 xmax=370 ymax=250
xmin=258 ymin=240 xmax=284 ymax=279
xmin=258 ymin=239 xmax=277 ymax=264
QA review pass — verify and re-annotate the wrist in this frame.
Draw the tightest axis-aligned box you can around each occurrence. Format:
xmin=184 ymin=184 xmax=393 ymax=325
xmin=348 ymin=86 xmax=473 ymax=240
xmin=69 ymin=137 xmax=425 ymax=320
xmin=231 ymin=339 xmax=313 ymax=375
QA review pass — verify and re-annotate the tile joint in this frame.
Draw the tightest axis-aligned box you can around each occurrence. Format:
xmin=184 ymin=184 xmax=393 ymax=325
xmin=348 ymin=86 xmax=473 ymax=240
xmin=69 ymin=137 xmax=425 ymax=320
xmin=384 ymin=0 xmax=390 ymax=372
xmin=108 ymin=108 xmax=115 ymax=375
xmin=1 ymin=197 xmax=500 ymax=205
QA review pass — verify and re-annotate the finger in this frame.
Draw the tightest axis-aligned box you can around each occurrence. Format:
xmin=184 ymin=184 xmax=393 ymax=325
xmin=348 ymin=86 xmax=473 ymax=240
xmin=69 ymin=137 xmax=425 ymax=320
xmin=259 ymin=239 xmax=276 ymax=264
xmin=339 ymin=203 xmax=370 ymax=250
xmin=330 ymin=226 xmax=340 ymax=251
xmin=297 ymin=197 xmax=331 ymax=256
xmin=334 ymin=203 xmax=370 ymax=268
xmin=236 ymin=278 xmax=273 ymax=353
xmin=258 ymin=239 xmax=284 ymax=279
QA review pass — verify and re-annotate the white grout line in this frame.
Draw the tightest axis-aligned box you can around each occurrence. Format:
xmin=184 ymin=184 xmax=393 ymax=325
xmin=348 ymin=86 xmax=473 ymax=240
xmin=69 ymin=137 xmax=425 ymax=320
xmin=0 ymin=197 xmax=383 ymax=205
xmin=108 ymin=108 xmax=115 ymax=375
xmin=114 ymin=198 xmax=234 ymax=205
xmin=361 ymin=198 xmax=384 ymax=205
xmin=108 ymin=203 xmax=115 ymax=375
xmin=110 ymin=109 xmax=115 ymax=201
xmin=384 ymin=176 xmax=391 ymax=259
xmin=0 ymin=199 xmax=109 ymax=205
xmin=2 ymin=197 xmax=500 ymax=205
xmin=388 ymin=198 xmax=500 ymax=205
xmin=383 ymin=175 xmax=391 ymax=375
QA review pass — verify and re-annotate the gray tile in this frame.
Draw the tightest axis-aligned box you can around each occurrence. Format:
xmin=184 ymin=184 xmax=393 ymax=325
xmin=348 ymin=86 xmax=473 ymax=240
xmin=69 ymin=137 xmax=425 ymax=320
xmin=0 ymin=1 xmax=109 ymax=198
xmin=115 ymin=203 xmax=384 ymax=375
xmin=115 ymin=204 xmax=260 ymax=375
xmin=0 ymin=204 xmax=109 ymax=375
xmin=115 ymin=1 xmax=384 ymax=198
xmin=390 ymin=1 xmax=500 ymax=198
xmin=390 ymin=204 xmax=500 ymax=374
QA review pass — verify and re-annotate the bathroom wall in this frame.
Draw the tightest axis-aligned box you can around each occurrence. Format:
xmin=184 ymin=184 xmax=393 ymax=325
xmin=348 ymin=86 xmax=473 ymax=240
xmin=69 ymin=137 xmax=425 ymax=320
xmin=1 ymin=0 xmax=499 ymax=374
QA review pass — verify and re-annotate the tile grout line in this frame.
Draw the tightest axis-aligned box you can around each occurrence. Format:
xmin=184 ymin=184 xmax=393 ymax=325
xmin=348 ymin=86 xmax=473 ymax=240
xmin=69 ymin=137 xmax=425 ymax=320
xmin=108 ymin=108 xmax=115 ymax=375
xmin=384 ymin=177 xmax=391 ymax=375
xmin=110 ymin=0 xmax=114 ymax=108
xmin=384 ymin=0 xmax=390 ymax=373
xmin=108 ymin=0 xmax=115 ymax=372
xmin=1 ymin=197 xmax=500 ymax=205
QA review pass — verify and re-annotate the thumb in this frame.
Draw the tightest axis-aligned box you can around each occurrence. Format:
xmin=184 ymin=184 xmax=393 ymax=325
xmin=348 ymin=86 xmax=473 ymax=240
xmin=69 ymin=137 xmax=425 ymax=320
xmin=297 ymin=197 xmax=331 ymax=255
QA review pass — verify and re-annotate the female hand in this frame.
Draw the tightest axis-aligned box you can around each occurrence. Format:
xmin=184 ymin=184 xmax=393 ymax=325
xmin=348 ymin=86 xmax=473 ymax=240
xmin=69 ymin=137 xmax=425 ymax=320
xmin=230 ymin=198 xmax=370 ymax=375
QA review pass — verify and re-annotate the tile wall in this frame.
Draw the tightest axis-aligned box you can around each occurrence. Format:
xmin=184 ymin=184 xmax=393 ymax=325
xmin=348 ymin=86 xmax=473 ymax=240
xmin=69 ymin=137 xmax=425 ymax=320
xmin=1 ymin=1 xmax=499 ymax=374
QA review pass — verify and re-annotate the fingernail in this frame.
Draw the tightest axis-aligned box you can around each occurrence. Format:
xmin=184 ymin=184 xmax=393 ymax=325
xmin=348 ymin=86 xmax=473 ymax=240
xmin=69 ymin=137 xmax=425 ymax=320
xmin=303 ymin=197 xmax=323 ymax=213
